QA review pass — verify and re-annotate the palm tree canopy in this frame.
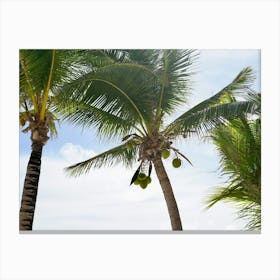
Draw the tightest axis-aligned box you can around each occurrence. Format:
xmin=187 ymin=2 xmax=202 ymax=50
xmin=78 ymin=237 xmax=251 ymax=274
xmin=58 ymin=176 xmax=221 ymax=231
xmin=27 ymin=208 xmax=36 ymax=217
xmin=55 ymin=50 xmax=259 ymax=178
xmin=56 ymin=49 xmax=198 ymax=138
xmin=19 ymin=49 xmax=88 ymax=138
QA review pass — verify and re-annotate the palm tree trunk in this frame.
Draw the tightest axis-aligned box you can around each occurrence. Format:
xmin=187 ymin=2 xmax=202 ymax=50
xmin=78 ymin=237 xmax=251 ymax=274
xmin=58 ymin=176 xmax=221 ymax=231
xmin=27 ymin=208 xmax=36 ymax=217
xmin=19 ymin=141 xmax=43 ymax=230
xmin=152 ymin=157 xmax=183 ymax=231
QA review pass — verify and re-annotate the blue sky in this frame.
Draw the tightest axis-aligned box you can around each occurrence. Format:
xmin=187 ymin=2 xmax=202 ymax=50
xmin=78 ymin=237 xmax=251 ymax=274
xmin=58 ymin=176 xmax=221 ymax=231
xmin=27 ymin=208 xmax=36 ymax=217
xmin=19 ymin=49 xmax=260 ymax=230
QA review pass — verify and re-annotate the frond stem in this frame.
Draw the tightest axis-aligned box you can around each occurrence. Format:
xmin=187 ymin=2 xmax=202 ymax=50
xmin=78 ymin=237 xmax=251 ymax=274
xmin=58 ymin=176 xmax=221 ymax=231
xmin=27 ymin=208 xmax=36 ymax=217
xmin=155 ymin=50 xmax=167 ymax=128
xmin=20 ymin=53 xmax=39 ymax=113
xmin=40 ymin=49 xmax=55 ymax=121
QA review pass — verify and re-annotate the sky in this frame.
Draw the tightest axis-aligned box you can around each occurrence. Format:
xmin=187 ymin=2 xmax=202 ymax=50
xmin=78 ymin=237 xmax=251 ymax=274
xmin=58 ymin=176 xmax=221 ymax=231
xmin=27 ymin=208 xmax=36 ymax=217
xmin=19 ymin=49 xmax=261 ymax=231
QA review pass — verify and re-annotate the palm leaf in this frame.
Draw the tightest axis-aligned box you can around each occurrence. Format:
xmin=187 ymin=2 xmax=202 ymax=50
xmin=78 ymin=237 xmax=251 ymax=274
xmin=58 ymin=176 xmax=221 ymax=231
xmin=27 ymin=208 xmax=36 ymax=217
xmin=55 ymin=97 xmax=142 ymax=139
xmin=56 ymin=62 xmax=160 ymax=134
xmin=238 ymin=203 xmax=261 ymax=230
xmin=165 ymin=67 xmax=255 ymax=136
xmin=65 ymin=141 xmax=139 ymax=177
xmin=206 ymin=114 xmax=261 ymax=230
xmin=20 ymin=50 xmax=83 ymax=95
xmin=166 ymin=100 xmax=258 ymax=138
xmin=158 ymin=49 xmax=198 ymax=114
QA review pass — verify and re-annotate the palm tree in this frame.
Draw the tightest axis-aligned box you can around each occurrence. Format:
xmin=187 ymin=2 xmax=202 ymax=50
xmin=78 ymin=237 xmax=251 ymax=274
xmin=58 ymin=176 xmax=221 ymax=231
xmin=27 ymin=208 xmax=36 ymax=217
xmin=19 ymin=49 xmax=87 ymax=230
xmin=206 ymin=92 xmax=261 ymax=230
xmin=57 ymin=50 xmax=258 ymax=230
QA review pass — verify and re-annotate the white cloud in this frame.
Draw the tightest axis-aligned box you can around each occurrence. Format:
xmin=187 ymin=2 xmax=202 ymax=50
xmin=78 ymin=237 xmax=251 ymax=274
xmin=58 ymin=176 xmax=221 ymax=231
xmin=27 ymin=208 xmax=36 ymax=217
xmin=59 ymin=142 xmax=95 ymax=163
xmin=19 ymin=142 xmax=246 ymax=230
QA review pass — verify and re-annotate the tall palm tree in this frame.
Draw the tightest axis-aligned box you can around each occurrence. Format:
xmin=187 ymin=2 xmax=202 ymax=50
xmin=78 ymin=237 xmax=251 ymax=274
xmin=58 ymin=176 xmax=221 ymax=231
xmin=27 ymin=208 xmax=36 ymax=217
xmin=57 ymin=50 xmax=258 ymax=230
xmin=206 ymin=92 xmax=261 ymax=230
xmin=19 ymin=49 xmax=87 ymax=230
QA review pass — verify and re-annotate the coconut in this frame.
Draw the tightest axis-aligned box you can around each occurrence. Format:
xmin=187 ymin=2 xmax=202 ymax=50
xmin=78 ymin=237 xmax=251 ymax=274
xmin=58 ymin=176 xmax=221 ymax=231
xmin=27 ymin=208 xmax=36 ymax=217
xmin=134 ymin=179 xmax=140 ymax=185
xmin=140 ymin=180 xmax=148 ymax=189
xmin=137 ymin=173 xmax=147 ymax=181
xmin=172 ymin=158 xmax=181 ymax=168
xmin=161 ymin=149 xmax=170 ymax=159
xmin=146 ymin=176 xmax=152 ymax=184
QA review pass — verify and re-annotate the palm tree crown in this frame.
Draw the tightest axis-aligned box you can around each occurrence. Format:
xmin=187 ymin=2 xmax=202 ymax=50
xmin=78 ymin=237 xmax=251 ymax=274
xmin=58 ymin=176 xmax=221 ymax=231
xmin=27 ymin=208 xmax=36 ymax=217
xmin=56 ymin=49 xmax=259 ymax=230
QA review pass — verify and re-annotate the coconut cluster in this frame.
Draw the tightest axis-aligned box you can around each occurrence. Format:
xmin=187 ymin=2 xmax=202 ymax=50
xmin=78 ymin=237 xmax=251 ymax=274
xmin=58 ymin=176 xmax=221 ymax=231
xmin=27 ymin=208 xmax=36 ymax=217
xmin=133 ymin=172 xmax=152 ymax=189
xmin=129 ymin=133 xmax=187 ymax=189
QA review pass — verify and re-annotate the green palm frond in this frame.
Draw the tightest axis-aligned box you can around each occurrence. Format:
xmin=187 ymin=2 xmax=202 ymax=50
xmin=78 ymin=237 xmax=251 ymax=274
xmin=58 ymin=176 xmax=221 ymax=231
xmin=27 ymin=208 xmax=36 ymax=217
xmin=20 ymin=50 xmax=83 ymax=96
xmin=20 ymin=50 xmax=53 ymax=98
xmin=56 ymin=62 xmax=161 ymax=134
xmin=56 ymin=49 xmax=198 ymax=138
xmin=74 ymin=49 xmax=130 ymax=70
xmin=206 ymin=186 xmax=261 ymax=230
xmin=186 ymin=67 xmax=254 ymax=112
xmin=127 ymin=49 xmax=198 ymax=114
xmin=56 ymin=97 xmax=142 ymax=139
xmin=206 ymin=114 xmax=261 ymax=230
xmin=65 ymin=140 xmax=139 ymax=177
xmin=165 ymin=67 xmax=256 ymax=137
xmin=212 ymin=119 xmax=261 ymax=202
xmin=156 ymin=49 xmax=198 ymax=115
xmin=238 ymin=203 xmax=261 ymax=230
xmin=20 ymin=49 xmax=86 ymax=122
xmin=166 ymin=100 xmax=258 ymax=138
xmin=245 ymin=92 xmax=261 ymax=115
xmin=124 ymin=49 xmax=162 ymax=72
xmin=206 ymin=184 xmax=256 ymax=208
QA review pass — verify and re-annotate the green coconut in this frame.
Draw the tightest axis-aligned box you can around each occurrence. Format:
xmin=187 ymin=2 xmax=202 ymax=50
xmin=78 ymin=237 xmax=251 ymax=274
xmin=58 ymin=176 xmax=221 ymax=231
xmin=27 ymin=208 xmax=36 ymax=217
xmin=146 ymin=176 xmax=152 ymax=184
xmin=134 ymin=179 xmax=140 ymax=185
xmin=137 ymin=173 xmax=147 ymax=181
xmin=140 ymin=180 xmax=148 ymax=189
xmin=161 ymin=149 xmax=170 ymax=159
xmin=172 ymin=158 xmax=182 ymax=168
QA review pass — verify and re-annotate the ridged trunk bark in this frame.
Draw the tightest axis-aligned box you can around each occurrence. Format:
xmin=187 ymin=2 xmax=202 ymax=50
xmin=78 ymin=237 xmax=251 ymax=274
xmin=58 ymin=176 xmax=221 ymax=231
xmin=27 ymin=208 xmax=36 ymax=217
xmin=153 ymin=157 xmax=183 ymax=231
xmin=19 ymin=141 xmax=43 ymax=230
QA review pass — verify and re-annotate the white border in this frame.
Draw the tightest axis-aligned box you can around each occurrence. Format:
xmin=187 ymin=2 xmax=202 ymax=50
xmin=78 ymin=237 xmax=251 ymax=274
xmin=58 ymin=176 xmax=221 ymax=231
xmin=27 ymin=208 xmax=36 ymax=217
xmin=1 ymin=1 xmax=279 ymax=279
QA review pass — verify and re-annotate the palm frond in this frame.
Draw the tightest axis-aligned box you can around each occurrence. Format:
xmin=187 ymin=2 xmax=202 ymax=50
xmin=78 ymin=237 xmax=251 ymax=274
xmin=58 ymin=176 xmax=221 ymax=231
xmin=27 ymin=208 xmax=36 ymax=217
xmin=166 ymin=100 xmax=258 ymax=138
xmin=56 ymin=62 xmax=161 ymax=134
xmin=124 ymin=49 xmax=162 ymax=72
xmin=165 ymin=67 xmax=256 ymax=137
xmin=205 ymin=186 xmax=261 ymax=230
xmin=20 ymin=50 xmax=82 ymax=95
xmin=156 ymin=49 xmax=198 ymax=114
xmin=238 ymin=203 xmax=261 ymax=230
xmin=125 ymin=49 xmax=199 ymax=116
xmin=65 ymin=141 xmax=139 ymax=177
xmin=206 ymin=184 xmax=255 ymax=208
xmin=212 ymin=118 xmax=261 ymax=201
xmin=20 ymin=49 xmax=87 ymax=127
xmin=206 ymin=114 xmax=261 ymax=230
xmin=55 ymin=96 xmax=143 ymax=139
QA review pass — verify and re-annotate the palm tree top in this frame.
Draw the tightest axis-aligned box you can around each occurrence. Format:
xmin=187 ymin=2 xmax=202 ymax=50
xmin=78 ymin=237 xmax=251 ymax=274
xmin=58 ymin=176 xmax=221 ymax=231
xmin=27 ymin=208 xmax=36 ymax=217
xmin=53 ymin=50 xmax=259 ymax=178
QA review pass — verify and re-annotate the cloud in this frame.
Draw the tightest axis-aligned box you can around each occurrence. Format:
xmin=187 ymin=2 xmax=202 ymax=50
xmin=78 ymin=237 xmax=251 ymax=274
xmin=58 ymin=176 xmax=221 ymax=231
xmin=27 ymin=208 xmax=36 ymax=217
xmin=19 ymin=143 xmax=246 ymax=230
xmin=59 ymin=142 xmax=95 ymax=163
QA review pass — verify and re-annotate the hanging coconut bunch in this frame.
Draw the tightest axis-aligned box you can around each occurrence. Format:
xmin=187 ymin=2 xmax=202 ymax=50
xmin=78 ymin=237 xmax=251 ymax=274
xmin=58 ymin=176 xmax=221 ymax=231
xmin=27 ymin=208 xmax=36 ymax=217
xmin=123 ymin=132 xmax=192 ymax=189
xmin=130 ymin=161 xmax=152 ymax=189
